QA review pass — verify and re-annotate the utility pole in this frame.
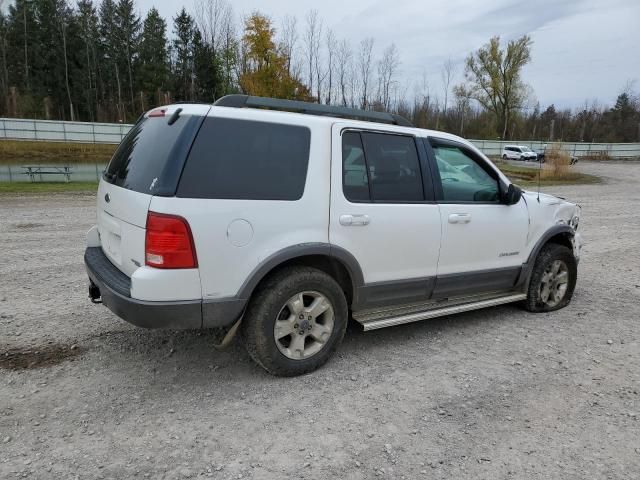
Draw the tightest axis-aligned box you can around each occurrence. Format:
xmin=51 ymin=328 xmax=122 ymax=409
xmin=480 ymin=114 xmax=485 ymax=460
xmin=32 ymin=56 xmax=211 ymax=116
xmin=549 ymin=119 xmax=555 ymax=142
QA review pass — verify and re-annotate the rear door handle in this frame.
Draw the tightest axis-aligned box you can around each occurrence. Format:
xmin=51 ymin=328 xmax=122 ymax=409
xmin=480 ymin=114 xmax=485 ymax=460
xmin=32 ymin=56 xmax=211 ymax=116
xmin=340 ymin=214 xmax=370 ymax=226
xmin=448 ymin=213 xmax=471 ymax=224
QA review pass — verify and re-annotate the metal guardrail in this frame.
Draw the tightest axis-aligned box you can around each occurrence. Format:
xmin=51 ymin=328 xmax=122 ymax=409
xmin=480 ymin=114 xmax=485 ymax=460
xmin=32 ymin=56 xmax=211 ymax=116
xmin=469 ymin=139 xmax=640 ymax=159
xmin=0 ymin=118 xmax=133 ymax=144
xmin=1 ymin=117 xmax=639 ymax=158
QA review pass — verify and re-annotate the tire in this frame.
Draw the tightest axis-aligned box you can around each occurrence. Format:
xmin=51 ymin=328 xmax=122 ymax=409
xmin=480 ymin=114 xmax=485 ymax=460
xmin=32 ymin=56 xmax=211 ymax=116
xmin=241 ymin=266 xmax=348 ymax=376
xmin=502 ymin=154 xmax=507 ymax=159
xmin=524 ymin=243 xmax=577 ymax=313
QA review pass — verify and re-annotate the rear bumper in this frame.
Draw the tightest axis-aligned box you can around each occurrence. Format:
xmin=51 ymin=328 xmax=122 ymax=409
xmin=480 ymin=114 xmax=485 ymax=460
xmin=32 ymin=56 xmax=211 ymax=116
xmin=84 ymin=247 xmax=245 ymax=329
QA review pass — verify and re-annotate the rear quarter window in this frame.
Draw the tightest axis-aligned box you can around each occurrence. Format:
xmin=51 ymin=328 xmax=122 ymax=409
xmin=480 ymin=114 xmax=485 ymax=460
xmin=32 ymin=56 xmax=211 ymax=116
xmin=104 ymin=114 xmax=205 ymax=196
xmin=177 ymin=117 xmax=311 ymax=200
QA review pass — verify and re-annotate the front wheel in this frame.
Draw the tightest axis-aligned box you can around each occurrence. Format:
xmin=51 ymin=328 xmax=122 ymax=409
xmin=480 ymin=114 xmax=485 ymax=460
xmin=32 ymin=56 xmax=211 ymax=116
xmin=524 ymin=243 xmax=577 ymax=312
xmin=241 ymin=266 xmax=348 ymax=376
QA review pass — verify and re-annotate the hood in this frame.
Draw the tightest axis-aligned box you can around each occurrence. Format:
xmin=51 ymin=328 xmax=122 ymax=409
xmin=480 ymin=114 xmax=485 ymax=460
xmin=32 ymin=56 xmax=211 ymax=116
xmin=522 ymin=190 xmax=581 ymax=229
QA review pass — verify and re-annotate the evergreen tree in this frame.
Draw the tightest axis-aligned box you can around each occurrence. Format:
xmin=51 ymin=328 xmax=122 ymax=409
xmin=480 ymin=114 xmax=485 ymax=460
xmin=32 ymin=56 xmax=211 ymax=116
xmin=172 ymin=8 xmax=195 ymax=101
xmin=6 ymin=0 xmax=38 ymax=94
xmin=99 ymin=0 xmax=122 ymax=120
xmin=138 ymin=7 xmax=168 ymax=109
xmin=115 ymin=0 xmax=140 ymax=115
xmin=193 ymin=29 xmax=220 ymax=102
xmin=77 ymin=0 xmax=100 ymax=120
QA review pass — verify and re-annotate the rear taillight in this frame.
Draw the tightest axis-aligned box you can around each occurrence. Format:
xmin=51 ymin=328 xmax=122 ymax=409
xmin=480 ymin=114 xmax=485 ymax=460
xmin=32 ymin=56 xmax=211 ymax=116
xmin=145 ymin=212 xmax=197 ymax=269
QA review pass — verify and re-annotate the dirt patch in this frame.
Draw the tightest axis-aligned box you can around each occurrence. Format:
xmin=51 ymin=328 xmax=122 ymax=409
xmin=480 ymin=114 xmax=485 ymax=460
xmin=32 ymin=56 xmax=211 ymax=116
xmin=0 ymin=343 xmax=83 ymax=370
xmin=13 ymin=222 xmax=45 ymax=229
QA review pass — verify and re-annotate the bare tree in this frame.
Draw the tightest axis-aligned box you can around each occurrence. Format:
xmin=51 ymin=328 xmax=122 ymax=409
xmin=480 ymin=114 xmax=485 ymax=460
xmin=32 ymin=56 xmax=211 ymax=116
xmin=195 ymin=0 xmax=232 ymax=52
xmin=336 ymin=38 xmax=352 ymax=107
xmin=357 ymin=37 xmax=374 ymax=109
xmin=303 ymin=10 xmax=321 ymax=98
xmin=441 ymin=57 xmax=455 ymax=116
xmin=280 ymin=15 xmax=297 ymax=75
xmin=377 ymin=43 xmax=399 ymax=110
xmin=325 ymin=28 xmax=336 ymax=105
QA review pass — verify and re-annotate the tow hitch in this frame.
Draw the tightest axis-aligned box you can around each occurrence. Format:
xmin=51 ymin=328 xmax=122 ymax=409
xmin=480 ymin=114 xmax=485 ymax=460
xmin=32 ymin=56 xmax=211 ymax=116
xmin=89 ymin=282 xmax=102 ymax=304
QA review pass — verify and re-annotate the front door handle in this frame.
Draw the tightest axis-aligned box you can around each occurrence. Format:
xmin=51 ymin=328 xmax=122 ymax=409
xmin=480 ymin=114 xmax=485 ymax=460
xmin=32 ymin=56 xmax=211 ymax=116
xmin=340 ymin=214 xmax=371 ymax=227
xmin=448 ymin=213 xmax=471 ymax=224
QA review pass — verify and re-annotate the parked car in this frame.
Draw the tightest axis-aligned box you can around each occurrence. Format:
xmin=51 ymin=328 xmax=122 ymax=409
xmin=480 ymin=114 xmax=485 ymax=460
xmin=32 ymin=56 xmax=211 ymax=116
xmin=535 ymin=146 xmax=579 ymax=165
xmin=502 ymin=145 xmax=538 ymax=161
xmin=85 ymin=95 xmax=583 ymax=376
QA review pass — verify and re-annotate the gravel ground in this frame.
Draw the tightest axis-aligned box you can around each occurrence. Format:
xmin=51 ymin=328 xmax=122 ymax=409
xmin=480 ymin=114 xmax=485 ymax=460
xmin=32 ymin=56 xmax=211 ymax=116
xmin=1 ymin=161 xmax=639 ymax=479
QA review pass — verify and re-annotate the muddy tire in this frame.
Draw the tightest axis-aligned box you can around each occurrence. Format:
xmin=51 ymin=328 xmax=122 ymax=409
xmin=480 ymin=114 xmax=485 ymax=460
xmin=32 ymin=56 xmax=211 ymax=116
xmin=525 ymin=243 xmax=577 ymax=313
xmin=241 ymin=266 xmax=348 ymax=376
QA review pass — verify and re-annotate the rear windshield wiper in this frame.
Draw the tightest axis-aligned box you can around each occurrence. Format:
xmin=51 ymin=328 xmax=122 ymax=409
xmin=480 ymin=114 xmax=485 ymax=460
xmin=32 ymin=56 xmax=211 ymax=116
xmin=168 ymin=108 xmax=183 ymax=126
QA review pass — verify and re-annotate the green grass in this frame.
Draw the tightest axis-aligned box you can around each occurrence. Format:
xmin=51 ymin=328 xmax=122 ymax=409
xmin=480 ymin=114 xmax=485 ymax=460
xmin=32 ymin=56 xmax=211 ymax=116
xmin=0 ymin=140 xmax=116 ymax=164
xmin=494 ymin=161 xmax=601 ymax=187
xmin=0 ymin=181 xmax=98 ymax=194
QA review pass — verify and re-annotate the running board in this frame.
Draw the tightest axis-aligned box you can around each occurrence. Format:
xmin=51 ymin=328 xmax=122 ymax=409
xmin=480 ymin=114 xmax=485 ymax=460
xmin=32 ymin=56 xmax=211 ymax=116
xmin=356 ymin=293 xmax=527 ymax=331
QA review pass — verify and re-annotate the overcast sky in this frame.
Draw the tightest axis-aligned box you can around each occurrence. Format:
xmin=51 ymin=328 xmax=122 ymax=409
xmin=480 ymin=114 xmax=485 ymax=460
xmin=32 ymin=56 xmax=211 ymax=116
xmin=139 ymin=0 xmax=639 ymax=109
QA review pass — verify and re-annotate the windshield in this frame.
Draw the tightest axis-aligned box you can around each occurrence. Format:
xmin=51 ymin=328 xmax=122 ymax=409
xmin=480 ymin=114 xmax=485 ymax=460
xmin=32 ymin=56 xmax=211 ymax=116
xmin=104 ymin=113 xmax=206 ymax=196
xmin=521 ymin=146 xmax=533 ymax=152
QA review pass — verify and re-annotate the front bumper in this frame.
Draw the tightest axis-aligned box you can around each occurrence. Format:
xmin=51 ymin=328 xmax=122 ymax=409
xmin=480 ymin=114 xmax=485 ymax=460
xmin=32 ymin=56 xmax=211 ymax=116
xmin=573 ymin=232 xmax=584 ymax=262
xmin=84 ymin=247 xmax=245 ymax=329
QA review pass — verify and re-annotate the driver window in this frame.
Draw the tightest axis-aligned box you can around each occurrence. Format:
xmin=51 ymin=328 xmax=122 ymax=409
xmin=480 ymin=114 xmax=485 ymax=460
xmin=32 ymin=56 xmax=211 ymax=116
xmin=432 ymin=144 xmax=500 ymax=203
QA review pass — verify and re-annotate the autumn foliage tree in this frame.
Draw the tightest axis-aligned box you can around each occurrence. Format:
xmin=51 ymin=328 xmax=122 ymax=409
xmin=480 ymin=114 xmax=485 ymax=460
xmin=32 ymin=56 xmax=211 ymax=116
xmin=458 ymin=35 xmax=533 ymax=139
xmin=239 ymin=13 xmax=311 ymax=101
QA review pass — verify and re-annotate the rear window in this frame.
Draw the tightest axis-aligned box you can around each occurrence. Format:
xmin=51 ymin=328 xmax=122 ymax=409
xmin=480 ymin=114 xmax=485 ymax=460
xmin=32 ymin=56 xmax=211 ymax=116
xmin=104 ymin=113 xmax=206 ymax=196
xmin=177 ymin=118 xmax=311 ymax=200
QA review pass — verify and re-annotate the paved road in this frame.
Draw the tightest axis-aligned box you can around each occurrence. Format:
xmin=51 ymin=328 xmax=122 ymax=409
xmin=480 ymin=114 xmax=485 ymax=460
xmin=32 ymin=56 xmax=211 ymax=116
xmin=0 ymin=161 xmax=639 ymax=479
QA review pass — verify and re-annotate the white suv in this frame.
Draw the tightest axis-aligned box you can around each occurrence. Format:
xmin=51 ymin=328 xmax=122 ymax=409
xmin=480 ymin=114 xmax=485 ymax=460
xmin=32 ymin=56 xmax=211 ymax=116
xmin=85 ymin=95 xmax=583 ymax=376
xmin=502 ymin=145 xmax=538 ymax=161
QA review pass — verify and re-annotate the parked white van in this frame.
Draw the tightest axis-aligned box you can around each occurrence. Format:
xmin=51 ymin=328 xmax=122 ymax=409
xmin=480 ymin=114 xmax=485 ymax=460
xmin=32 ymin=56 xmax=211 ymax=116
xmin=502 ymin=145 xmax=538 ymax=161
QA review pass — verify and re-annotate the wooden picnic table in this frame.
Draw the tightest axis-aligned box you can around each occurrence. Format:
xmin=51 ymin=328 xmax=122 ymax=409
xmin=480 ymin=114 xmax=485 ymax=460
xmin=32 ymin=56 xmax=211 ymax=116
xmin=22 ymin=165 xmax=73 ymax=183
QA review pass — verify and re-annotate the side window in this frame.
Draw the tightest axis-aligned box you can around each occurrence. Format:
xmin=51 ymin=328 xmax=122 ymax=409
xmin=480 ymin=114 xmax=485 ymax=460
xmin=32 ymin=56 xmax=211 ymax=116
xmin=177 ymin=118 xmax=311 ymax=200
xmin=342 ymin=131 xmax=424 ymax=203
xmin=342 ymin=131 xmax=369 ymax=202
xmin=431 ymin=144 xmax=500 ymax=203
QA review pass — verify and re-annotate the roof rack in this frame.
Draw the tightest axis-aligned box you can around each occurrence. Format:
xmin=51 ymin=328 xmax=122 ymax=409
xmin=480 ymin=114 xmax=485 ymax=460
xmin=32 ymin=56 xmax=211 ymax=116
xmin=213 ymin=95 xmax=414 ymax=127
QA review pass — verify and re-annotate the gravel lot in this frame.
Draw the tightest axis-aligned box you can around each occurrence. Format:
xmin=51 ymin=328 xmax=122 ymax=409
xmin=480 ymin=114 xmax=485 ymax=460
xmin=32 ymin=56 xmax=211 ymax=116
xmin=1 ymin=161 xmax=639 ymax=479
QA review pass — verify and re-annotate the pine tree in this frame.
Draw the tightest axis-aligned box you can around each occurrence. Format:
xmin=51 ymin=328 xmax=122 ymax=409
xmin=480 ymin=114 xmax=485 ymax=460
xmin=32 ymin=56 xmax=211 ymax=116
xmin=193 ymin=29 xmax=220 ymax=102
xmin=77 ymin=0 xmax=100 ymax=120
xmin=172 ymin=8 xmax=195 ymax=102
xmin=138 ymin=7 xmax=168 ymax=109
xmin=99 ymin=0 xmax=123 ymax=120
xmin=6 ymin=0 xmax=38 ymax=94
xmin=115 ymin=0 xmax=140 ymax=116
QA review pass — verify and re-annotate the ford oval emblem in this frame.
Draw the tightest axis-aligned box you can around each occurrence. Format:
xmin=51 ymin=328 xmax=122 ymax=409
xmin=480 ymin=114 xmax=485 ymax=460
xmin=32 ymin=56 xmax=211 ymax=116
xmin=105 ymin=193 xmax=110 ymax=203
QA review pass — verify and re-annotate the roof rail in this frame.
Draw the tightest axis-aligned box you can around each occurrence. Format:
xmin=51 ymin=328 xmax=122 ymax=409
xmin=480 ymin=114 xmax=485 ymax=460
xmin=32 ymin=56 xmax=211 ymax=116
xmin=213 ymin=95 xmax=414 ymax=127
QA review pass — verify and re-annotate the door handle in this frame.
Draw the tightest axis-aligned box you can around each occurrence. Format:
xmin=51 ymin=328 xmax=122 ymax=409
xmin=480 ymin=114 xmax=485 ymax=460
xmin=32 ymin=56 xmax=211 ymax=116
xmin=340 ymin=214 xmax=370 ymax=226
xmin=448 ymin=213 xmax=471 ymax=224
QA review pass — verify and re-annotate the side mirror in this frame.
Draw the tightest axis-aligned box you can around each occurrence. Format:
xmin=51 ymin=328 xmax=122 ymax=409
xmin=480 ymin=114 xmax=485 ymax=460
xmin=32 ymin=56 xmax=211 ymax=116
xmin=504 ymin=184 xmax=522 ymax=205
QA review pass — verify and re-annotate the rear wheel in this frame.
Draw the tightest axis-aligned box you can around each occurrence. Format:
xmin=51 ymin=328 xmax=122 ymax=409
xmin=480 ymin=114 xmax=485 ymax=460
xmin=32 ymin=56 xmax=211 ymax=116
xmin=525 ymin=244 xmax=577 ymax=312
xmin=502 ymin=154 xmax=507 ymax=159
xmin=241 ymin=266 xmax=348 ymax=376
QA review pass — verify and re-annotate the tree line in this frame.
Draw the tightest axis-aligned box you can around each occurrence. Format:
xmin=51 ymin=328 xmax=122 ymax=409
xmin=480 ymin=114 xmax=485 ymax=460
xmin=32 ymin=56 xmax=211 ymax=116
xmin=0 ymin=0 xmax=638 ymax=142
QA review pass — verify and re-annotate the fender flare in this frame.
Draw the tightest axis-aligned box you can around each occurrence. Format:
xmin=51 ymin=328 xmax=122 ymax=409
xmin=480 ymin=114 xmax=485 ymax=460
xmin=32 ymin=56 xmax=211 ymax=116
xmin=236 ymin=243 xmax=365 ymax=302
xmin=517 ymin=224 xmax=575 ymax=289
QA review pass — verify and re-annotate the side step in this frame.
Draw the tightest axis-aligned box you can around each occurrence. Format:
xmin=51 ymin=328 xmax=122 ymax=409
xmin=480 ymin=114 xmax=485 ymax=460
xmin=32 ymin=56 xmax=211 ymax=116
xmin=356 ymin=293 xmax=527 ymax=331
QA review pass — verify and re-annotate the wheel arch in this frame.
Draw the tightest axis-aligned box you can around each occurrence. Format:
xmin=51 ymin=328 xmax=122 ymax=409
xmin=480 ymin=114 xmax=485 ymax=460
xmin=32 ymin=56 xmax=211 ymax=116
xmin=237 ymin=243 xmax=364 ymax=307
xmin=517 ymin=225 xmax=575 ymax=289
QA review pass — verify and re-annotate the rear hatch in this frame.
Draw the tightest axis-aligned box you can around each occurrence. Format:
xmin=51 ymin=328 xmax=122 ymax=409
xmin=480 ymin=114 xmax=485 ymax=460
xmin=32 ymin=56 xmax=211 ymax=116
xmin=98 ymin=105 xmax=210 ymax=276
